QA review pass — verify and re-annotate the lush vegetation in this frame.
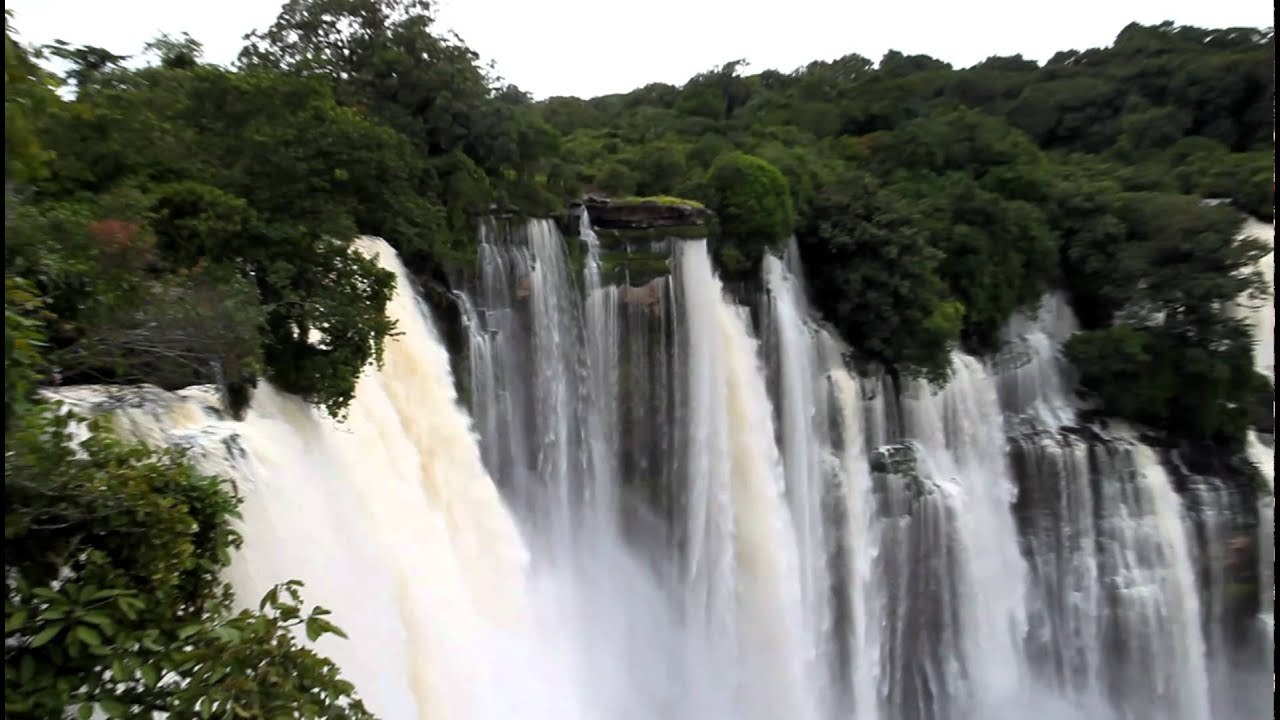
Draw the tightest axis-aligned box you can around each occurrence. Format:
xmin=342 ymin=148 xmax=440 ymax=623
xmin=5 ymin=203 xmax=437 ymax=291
xmin=1063 ymin=193 xmax=1270 ymax=443
xmin=5 ymin=278 xmax=370 ymax=716
xmin=527 ymin=21 xmax=1272 ymax=443
xmin=4 ymin=1 xmax=1274 ymax=715
xmin=8 ymin=4 xmax=1272 ymax=438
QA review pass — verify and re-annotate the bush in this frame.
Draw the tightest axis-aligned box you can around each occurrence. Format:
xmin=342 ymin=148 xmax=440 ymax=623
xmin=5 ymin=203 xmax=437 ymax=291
xmin=5 ymin=275 xmax=48 ymax=429
xmin=701 ymin=152 xmax=794 ymax=272
xmin=54 ymin=265 xmax=264 ymax=393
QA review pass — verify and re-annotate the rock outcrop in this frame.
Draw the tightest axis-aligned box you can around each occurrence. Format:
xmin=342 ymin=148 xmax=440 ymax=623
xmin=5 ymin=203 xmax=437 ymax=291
xmin=578 ymin=195 xmax=714 ymax=233
xmin=565 ymin=195 xmax=714 ymax=286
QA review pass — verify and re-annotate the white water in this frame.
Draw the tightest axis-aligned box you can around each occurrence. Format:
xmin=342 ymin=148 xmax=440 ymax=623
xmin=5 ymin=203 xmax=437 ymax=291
xmin=672 ymin=241 xmax=819 ymax=720
xmin=1236 ymin=218 xmax=1274 ymax=379
xmin=47 ymin=219 xmax=1273 ymax=720
xmin=830 ymin=367 xmax=884 ymax=720
xmin=996 ymin=292 xmax=1079 ymax=428
xmin=898 ymin=353 xmax=1032 ymax=716
xmin=1102 ymin=435 xmax=1214 ymax=720
xmin=761 ymin=253 xmax=837 ymax=712
xmin=458 ymin=222 xmax=823 ymax=720
xmin=59 ymin=237 xmax=561 ymax=720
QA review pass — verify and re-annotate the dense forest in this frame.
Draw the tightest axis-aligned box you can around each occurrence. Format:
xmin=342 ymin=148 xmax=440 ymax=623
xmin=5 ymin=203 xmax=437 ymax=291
xmin=4 ymin=0 xmax=1274 ymax=715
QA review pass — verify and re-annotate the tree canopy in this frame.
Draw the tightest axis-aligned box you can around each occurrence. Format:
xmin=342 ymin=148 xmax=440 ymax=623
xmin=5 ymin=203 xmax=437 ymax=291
xmin=6 ymin=2 xmax=1270 ymax=439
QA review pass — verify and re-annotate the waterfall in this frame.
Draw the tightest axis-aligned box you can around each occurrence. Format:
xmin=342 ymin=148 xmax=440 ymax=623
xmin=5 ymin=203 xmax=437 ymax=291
xmin=1251 ymin=432 xmax=1275 ymax=667
xmin=830 ymin=366 xmax=884 ymax=720
xmin=995 ymin=292 xmax=1079 ymax=429
xmin=761 ymin=253 xmax=838 ymax=711
xmin=1104 ymin=436 xmax=1214 ymax=719
xmin=1005 ymin=422 xmax=1218 ymax=720
xmin=55 ymin=237 xmax=538 ymax=720
xmin=1237 ymin=218 xmax=1275 ymax=379
xmin=889 ymin=353 xmax=1032 ymax=718
xmin=999 ymin=291 xmax=1269 ymax=720
xmin=46 ymin=216 xmax=1272 ymax=720
xmin=673 ymin=240 xmax=818 ymax=720
xmin=460 ymin=221 xmax=820 ymax=719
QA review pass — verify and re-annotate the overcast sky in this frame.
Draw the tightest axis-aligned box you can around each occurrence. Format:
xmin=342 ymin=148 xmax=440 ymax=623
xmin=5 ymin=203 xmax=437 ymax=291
xmin=5 ymin=0 xmax=1273 ymax=99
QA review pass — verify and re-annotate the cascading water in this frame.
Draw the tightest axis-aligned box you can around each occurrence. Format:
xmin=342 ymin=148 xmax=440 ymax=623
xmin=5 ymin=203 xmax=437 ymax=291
xmin=829 ymin=365 xmax=884 ymax=720
xmin=1001 ymin=278 xmax=1270 ymax=720
xmin=761 ymin=253 xmax=839 ymax=712
xmin=54 ymin=237 xmax=545 ymax=720
xmin=1237 ymin=218 xmax=1275 ymax=379
xmin=673 ymin=240 xmax=819 ymax=720
xmin=460 ymin=219 xmax=822 ymax=720
xmin=889 ymin=352 xmax=1032 ymax=719
xmin=51 ymin=214 xmax=1271 ymax=720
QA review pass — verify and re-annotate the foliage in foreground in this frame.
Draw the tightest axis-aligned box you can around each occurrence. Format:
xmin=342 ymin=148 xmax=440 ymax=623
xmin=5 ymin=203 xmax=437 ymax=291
xmin=4 ymin=404 xmax=372 ymax=718
xmin=4 ymin=275 xmax=371 ymax=717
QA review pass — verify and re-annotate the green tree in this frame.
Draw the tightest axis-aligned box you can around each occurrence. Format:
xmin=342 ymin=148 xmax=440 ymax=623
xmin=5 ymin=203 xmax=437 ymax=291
xmin=798 ymin=171 xmax=960 ymax=381
xmin=42 ymin=41 xmax=129 ymax=95
xmin=24 ymin=62 xmax=414 ymax=417
xmin=676 ymin=60 xmax=752 ymax=121
xmin=1097 ymin=193 xmax=1265 ymax=334
xmin=1067 ymin=322 xmax=1260 ymax=443
xmin=1065 ymin=193 xmax=1269 ymax=444
xmin=4 ymin=14 xmax=56 ymax=185
xmin=700 ymin=152 xmax=794 ymax=272
xmin=240 ymin=0 xmax=560 ymax=231
xmin=885 ymin=173 xmax=1057 ymax=351
xmin=143 ymin=32 xmax=203 ymax=70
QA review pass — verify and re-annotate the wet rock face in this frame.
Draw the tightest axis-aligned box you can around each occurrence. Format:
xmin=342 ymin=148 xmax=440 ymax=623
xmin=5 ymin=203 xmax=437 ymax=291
xmin=870 ymin=440 xmax=946 ymax=506
xmin=871 ymin=442 xmax=921 ymax=478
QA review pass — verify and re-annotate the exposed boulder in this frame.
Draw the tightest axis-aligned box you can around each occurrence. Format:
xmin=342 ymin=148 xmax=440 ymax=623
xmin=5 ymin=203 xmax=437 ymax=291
xmin=870 ymin=440 xmax=949 ymax=507
xmin=871 ymin=441 xmax=922 ymax=478
xmin=579 ymin=195 xmax=713 ymax=232
xmin=562 ymin=196 xmax=710 ymax=286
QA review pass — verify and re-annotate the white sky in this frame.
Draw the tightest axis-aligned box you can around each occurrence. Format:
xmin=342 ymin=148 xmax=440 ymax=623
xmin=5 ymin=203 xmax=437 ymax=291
xmin=5 ymin=0 xmax=1273 ymax=99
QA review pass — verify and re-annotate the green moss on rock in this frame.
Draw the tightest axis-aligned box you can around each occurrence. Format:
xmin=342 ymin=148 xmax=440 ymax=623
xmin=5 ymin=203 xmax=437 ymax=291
xmin=616 ymin=195 xmax=707 ymax=209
